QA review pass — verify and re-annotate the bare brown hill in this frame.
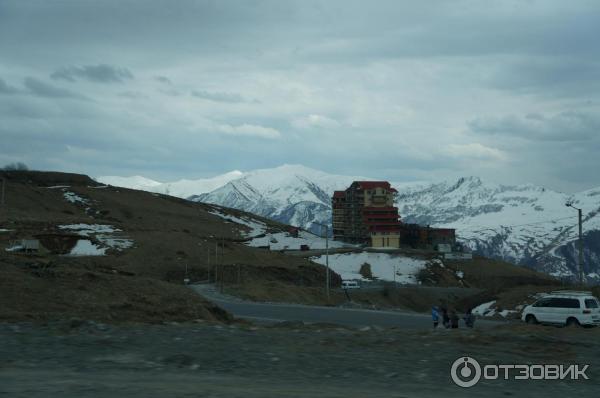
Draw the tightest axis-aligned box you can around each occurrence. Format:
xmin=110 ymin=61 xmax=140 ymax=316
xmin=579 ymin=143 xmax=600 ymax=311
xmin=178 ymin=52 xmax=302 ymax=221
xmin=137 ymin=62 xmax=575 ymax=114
xmin=0 ymin=171 xmax=337 ymax=323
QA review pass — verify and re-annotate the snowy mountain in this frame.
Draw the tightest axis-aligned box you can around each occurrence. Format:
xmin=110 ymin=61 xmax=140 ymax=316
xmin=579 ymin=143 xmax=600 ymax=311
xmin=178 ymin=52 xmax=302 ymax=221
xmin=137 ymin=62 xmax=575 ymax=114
xmin=394 ymin=177 xmax=600 ymax=281
xmin=98 ymin=165 xmax=600 ymax=282
xmin=191 ymin=164 xmax=369 ymax=234
xmin=98 ymin=170 xmax=243 ymax=198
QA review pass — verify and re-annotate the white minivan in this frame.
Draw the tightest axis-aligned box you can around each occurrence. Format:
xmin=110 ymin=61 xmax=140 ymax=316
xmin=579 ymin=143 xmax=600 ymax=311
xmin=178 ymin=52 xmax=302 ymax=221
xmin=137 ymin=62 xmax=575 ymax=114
xmin=521 ymin=291 xmax=600 ymax=327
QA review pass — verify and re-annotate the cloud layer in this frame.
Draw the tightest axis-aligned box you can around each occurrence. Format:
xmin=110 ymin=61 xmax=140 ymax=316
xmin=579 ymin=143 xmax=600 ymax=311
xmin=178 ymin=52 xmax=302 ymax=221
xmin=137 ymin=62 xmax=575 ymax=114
xmin=0 ymin=0 xmax=598 ymax=191
xmin=51 ymin=64 xmax=134 ymax=83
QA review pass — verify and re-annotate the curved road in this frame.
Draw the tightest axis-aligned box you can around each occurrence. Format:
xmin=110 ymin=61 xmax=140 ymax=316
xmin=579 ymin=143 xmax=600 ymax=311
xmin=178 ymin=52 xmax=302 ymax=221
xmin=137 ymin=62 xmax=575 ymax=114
xmin=190 ymin=284 xmax=500 ymax=329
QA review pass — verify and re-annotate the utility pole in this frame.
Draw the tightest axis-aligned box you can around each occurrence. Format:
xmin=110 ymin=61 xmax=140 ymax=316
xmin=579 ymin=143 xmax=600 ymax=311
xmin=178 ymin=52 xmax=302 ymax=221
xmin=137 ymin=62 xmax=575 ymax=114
xmin=0 ymin=178 xmax=4 ymax=222
xmin=314 ymin=222 xmax=330 ymax=301
xmin=578 ymin=207 xmax=584 ymax=286
xmin=214 ymin=242 xmax=218 ymax=283
xmin=1 ymin=178 xmax=5 ymax=206
xmin=566 ymin=203 xmax=584 ymax=286
xmin=207 ymin=249 xmax=210 ymax=282
xmin=325 ymin=224 xmax=329 ymax=300
xmin=220 ymin=237 xmax=225 ymax=293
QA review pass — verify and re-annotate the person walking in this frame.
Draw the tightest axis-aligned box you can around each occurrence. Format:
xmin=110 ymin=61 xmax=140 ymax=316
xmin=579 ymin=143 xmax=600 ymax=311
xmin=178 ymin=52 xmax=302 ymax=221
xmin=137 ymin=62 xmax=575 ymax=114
xmin=431 ymin=306 xmax=440 ymax=328
xmin=441 ymin=306 xmax=450 ymax=328
xmin=450 ymin=310 xmax=459 ymax=329
xmin=463 ymin=308 xmax=476 ymax=328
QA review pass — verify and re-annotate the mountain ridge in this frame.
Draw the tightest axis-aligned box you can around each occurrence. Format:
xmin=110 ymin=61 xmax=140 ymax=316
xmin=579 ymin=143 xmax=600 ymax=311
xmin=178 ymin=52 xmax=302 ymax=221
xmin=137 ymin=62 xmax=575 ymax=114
xmin=97 ymin=165 xmax=600 ymax=283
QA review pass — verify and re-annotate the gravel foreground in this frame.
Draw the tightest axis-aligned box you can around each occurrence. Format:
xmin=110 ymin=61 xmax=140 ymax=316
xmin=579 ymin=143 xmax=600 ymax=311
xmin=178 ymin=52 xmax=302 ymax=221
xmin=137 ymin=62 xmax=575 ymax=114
xmin=1 ymin=320 xmax=598 ymax=398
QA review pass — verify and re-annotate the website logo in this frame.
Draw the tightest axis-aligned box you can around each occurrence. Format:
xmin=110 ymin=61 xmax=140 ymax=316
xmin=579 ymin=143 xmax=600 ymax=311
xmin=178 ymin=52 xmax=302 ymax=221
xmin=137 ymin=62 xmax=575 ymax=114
xmin=451 ymin=357 xmax=590 ymax=388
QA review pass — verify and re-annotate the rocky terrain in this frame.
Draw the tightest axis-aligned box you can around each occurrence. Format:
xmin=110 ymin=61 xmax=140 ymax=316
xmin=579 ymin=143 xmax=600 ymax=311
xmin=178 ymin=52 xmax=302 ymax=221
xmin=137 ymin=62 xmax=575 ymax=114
xmin=1 ymin=320 xmax=598 ymax=397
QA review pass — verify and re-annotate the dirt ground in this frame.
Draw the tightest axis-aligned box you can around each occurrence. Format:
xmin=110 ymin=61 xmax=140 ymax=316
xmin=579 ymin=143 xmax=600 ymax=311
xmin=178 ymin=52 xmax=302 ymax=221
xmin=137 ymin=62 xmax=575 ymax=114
xmin=0 ymin=171 xmax=334 ymax=323
xmin=1 ymin=321 xmax=598 ymax=398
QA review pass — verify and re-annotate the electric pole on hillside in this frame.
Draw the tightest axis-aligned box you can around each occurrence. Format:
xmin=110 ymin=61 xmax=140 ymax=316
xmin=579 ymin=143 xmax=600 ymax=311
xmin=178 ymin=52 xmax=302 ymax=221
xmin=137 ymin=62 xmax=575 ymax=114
xmin=1 ymin=177 xmax=5 ymax=206
xmin=314 ymin=222 xmax=330 ymax=301
xmin=0 ymin=178 xmax=5 ymax=221
xmin=220 ymin=237 xmax=225 ymax=294
xmin=566 ymin=202 xmax=584 ymax=286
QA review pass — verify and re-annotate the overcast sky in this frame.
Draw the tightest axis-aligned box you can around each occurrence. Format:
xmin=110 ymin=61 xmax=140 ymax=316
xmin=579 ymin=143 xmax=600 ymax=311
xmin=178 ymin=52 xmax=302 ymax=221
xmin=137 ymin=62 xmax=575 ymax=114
xmin=1 ymin=0 xmax=599 ymax=192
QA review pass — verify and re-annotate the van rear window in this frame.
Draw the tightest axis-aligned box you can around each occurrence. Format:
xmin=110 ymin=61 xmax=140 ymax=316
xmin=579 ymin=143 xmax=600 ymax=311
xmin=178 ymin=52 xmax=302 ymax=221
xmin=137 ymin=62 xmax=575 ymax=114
xmin=585 ymin=299 xmax=599 ymax=309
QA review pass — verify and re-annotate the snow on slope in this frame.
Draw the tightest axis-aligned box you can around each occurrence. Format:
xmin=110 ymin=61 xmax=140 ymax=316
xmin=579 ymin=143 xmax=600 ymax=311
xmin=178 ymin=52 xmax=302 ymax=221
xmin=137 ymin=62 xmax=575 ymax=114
xmin=248 ymin=230 xmax=348 ymax=250
xmin=195 ymin=164 xmax=368 ymax=233
xmin=208 ymin=207 xmax=348 ymax=250
xmin=395 ymin=176 xmax=600 ymax=279
xmin=311 ymin=252 xmax=426 ymax=283
xmin=99 ymin=165 xmax=600 ymax=281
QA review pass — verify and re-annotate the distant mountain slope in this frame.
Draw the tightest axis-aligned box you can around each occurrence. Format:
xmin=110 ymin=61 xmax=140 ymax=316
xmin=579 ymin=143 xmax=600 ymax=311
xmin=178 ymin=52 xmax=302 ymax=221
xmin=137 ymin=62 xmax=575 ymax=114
xmin=98 ymin=165 xmax=600 ymax=283
xmin=394 ymin=177 xmax=600 ymax=280
xmin=192 ymin=165 xmax=368 ymax=234
xmin=98 ymin=171 xmax=244 ymax=198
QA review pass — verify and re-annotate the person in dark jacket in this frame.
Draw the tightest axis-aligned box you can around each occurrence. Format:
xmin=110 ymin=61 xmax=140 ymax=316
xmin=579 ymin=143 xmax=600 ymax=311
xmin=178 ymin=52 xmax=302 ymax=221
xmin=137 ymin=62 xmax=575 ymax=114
xmin=431 ymin=306 xmax=440 ymax=328
xmin=441 ymin=306 xmax=450 ymax=328
xmin=449 ymin=310 xmax=459 ymax=329
xmin=463 ymin=308 xmax=476 ymax=328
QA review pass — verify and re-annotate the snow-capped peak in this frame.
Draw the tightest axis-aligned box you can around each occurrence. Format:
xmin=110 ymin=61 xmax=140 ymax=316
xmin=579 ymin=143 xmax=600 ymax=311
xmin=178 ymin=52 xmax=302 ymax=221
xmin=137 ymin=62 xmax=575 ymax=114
xmin=97 ymin=164 xmax=600 ymax=282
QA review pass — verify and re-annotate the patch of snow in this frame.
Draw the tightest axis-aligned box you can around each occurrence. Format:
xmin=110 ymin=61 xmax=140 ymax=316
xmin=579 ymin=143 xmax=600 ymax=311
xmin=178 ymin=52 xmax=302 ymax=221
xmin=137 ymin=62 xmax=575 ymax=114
xmin=5 ymin=244 xmax=23 ymax=252
xmin=247 ymin=230 xmax=348 ymax=250
xmin=472 ymin=300 xmax=496 ymax=316
xmin=97 ymin=236 xmax=134 ymax=250
xmin=430 ymin=258 xmax=445 ymax=268
xmin=89 ymin=185 xmax=109 ymax=189
xmin=455 ymin=270 xmax=464 ymax=279
xmin=0 ymin=228 xmax=12 ymax=233
xmin=210 ymin=209 xmax=352 ymax=250
xmin=46 ymin=185 xmax=70 ymax=189
xmin=311 ymin=252 xmax=427 ymax=284
xmin=68 ymin=240 xmax=106 ymax=256
xmin=208 ymin=210 xmax=267 ymax=237
xmin=58 ymin=224 xmax=133 ymax=251
xmin=549 ymin=270 xmax=574 ymax=277
xmin=63 ymin=191 xmax=89 ymax=205
xmin=58 ymin=224 xmax=119 ymax=236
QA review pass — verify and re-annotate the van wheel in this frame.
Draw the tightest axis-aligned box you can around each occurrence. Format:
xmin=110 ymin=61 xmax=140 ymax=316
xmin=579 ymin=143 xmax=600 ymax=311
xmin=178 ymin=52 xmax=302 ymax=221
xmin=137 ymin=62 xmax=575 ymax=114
xmin=525 ymin=315 xmax=538 ymax=325
xmin=566 ymin=318 xmax=580 ymax=328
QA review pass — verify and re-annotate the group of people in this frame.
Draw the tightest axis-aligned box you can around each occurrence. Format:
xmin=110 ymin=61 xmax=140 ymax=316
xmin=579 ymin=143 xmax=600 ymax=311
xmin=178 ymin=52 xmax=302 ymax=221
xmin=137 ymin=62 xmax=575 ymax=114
xmin=431 ymin=305 xmax=475 ymax=329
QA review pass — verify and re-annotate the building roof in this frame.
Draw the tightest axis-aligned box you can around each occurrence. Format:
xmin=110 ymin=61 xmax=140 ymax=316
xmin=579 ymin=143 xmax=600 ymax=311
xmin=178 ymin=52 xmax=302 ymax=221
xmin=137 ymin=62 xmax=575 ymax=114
xmin=352 ymin=181 xmax=398 ymax=192
xmin=332 ymin=191 xmax=345 ymax=198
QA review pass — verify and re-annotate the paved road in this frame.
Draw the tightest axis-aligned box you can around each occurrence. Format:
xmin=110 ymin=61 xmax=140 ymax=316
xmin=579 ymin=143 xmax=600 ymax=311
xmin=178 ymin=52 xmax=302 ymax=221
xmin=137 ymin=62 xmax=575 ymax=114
xmin=190 ymin=284 xmax=500 ymax=329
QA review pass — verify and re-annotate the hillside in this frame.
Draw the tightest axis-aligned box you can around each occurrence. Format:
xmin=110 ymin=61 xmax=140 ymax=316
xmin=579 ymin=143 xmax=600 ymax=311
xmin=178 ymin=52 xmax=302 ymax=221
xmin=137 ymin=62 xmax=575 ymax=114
xmin=0 ymin=170 xmax=336 ymax=323
xmin=98 ymin=165 xmax=600 ymax=282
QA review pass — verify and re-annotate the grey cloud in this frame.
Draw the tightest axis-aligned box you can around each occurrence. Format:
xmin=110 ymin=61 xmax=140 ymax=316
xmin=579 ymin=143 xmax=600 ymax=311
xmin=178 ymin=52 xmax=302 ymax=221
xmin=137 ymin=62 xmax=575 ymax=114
xmin=489 ymin=59 xmax=600 ymax=97
xmin=191 ymin=90 xmax=245 ymax=103
xmin=1 ymin=1 xmax=600 ymax=191
xmin=51 ymin=64 xmax=133 ymax=83
xmin=155 ymin=76 xmax=172 ymax=85
xmin=469 ymin=111 xmax=600 ymax=142
xmin=24 ymin=77 xmax=88 ymax=100
xmin=0 ymin=78 xmax=19 ymax=94
xmin=118 ymin=91 xmax=147 ymax=99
